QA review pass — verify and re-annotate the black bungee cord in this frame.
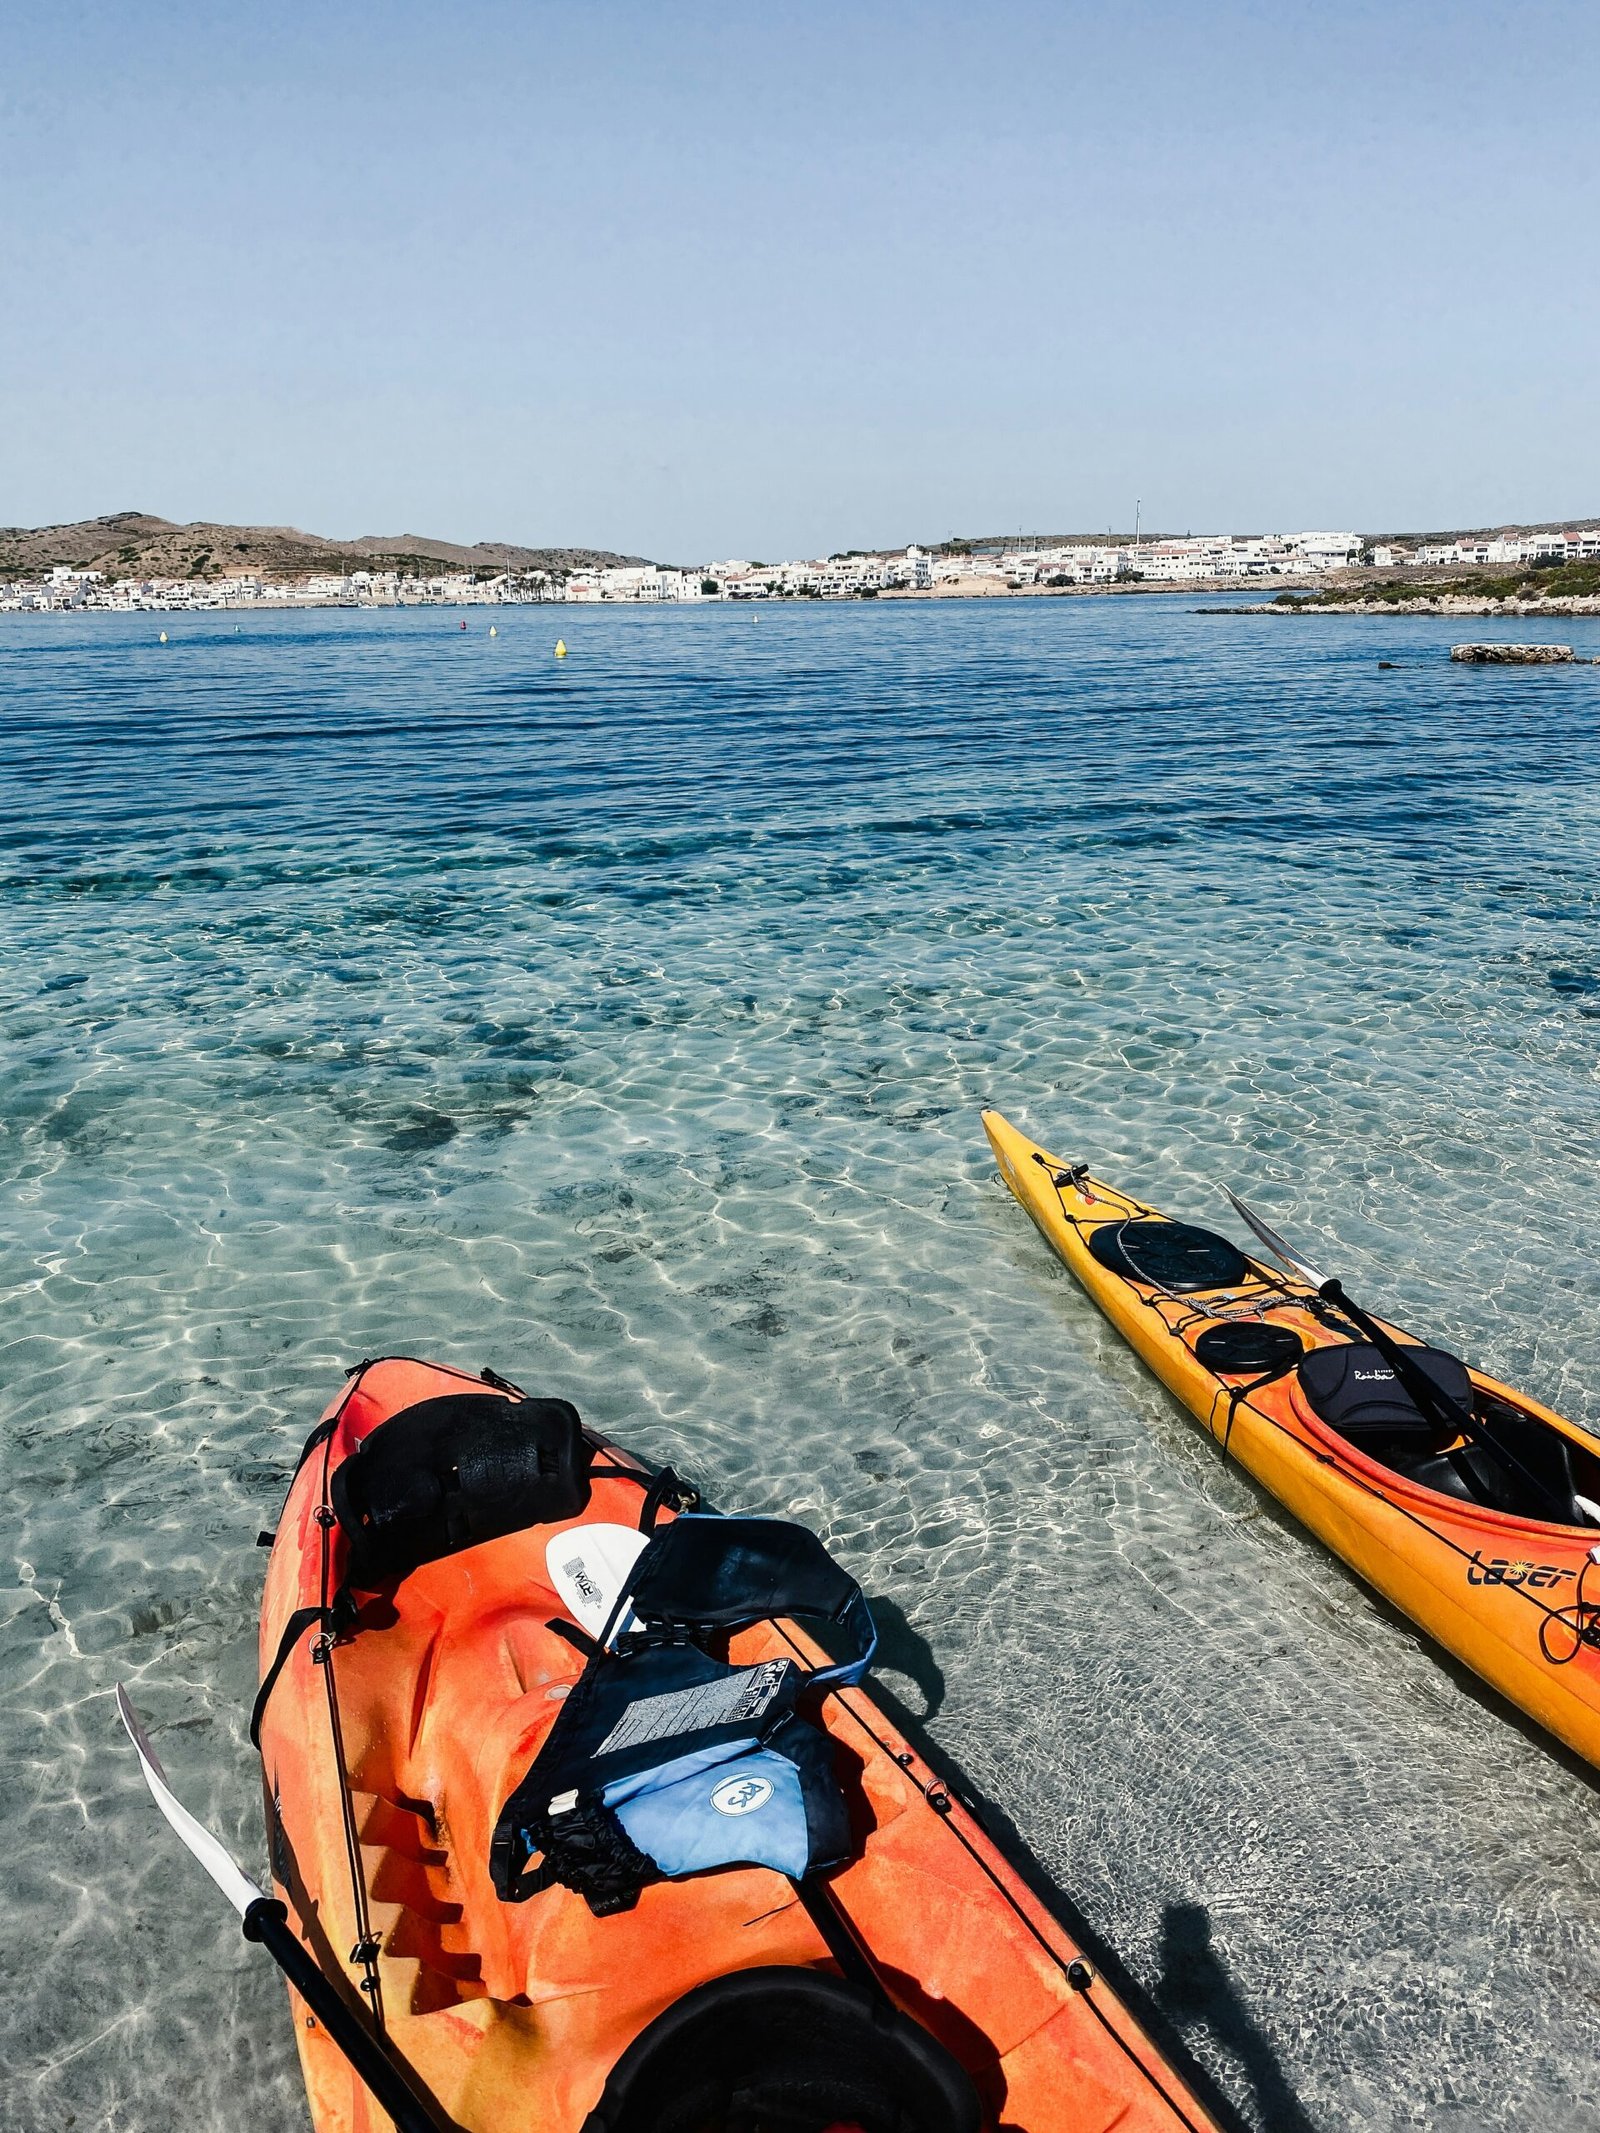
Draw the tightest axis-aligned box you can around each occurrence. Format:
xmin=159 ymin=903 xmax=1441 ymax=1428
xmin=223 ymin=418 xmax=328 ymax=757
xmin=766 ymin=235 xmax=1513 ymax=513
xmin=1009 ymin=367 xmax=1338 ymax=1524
xmin=1031 ymin=1155 xmax=1600 ymax=1662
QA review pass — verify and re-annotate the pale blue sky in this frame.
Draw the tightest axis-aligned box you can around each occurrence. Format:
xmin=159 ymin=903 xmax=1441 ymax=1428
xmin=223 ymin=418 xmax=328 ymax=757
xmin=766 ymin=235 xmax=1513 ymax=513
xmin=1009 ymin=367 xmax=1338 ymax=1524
xmin=3 ymin=1 xmax=1596 ymax=560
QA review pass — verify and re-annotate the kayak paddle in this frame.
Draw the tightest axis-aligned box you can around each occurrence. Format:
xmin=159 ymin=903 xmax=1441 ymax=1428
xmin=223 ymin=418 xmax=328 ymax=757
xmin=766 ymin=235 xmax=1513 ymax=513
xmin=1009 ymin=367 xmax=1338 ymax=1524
xmin=1220 ymin=1187 xmax=1576 ymax=1525
xmin=115 ymin=1686 xmax=440 ymax=2133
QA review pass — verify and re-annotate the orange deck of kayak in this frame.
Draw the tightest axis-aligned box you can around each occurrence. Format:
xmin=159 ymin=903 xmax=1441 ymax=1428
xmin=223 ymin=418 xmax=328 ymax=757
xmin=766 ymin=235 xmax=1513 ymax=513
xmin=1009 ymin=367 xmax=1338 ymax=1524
xmin=258 ymin=1355 xmax=1220 ymax=2133
xmin=984 ymin=1108 xmax=1600 ymax=1770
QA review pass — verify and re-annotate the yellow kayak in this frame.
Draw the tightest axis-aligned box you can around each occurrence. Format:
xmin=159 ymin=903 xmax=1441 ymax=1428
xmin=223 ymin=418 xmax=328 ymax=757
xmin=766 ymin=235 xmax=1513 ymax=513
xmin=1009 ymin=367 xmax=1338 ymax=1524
xmin=984 ymin=1108 xmax=1600 ymax=1769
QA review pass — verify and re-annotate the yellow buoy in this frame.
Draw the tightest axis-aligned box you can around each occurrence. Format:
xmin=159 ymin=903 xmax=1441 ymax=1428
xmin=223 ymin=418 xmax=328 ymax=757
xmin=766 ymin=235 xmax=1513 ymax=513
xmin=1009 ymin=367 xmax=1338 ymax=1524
xmin=489 ymin=625 xmax=497 ymax=637
xmin=554 ymin=639 xmax=567 ymax=658
xmin=159 ymin=631 xmax=168 ymax=643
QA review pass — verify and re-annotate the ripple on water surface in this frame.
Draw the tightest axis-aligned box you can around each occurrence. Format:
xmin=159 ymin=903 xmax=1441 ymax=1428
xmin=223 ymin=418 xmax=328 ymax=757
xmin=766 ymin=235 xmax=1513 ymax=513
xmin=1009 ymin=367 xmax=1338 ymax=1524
xmin=3 ymin=600 xmax=1600 ymax=2132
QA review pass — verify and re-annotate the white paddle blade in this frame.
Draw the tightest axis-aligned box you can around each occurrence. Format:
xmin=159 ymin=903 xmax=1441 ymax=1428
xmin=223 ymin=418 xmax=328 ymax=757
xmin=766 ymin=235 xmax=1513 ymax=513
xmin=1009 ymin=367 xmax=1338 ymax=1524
xmin=545 ymin=1523 xmax=648 ymax=1644
xmin=1221 ymin=1185 xmax=1330 ymax=1291
xmin=116 ymin=1685 xmax=264 ymax=1919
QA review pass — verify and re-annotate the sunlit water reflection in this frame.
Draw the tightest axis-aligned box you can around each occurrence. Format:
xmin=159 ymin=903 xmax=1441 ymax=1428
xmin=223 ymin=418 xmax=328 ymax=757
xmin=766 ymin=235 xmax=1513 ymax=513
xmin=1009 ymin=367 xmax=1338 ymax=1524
xmin=4 ymin=598 xmax=1599 ymax=2131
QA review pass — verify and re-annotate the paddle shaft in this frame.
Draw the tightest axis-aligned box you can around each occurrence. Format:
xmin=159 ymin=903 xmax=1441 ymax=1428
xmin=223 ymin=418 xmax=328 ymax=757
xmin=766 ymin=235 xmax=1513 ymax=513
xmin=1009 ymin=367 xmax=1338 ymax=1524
xmin=1318 ymin=1279 xmax=1569 ymax=1520
xmin=242 ymin=1899 xmax=438 ymax=2133
xmin=792 ymin=1874 xmax=896 ymax=2011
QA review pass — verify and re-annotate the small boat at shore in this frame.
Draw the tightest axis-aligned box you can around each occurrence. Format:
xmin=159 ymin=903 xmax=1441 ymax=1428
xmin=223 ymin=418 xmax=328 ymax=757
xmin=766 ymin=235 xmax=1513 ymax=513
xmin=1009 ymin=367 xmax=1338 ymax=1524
xmin=984 ymin=1108 xmax=1600 ymax=1771
xmin=183 ymin=1353 xmax=1222 ymax=2133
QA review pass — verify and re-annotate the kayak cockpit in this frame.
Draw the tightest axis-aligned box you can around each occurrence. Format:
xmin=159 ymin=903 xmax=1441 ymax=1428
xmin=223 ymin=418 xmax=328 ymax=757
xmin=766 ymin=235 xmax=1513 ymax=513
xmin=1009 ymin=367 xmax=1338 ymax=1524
xmin=1073 ymin=1209 xmax=1600 ymax=1533
xmin=1289 ymin=1342 xmax=1600 ymax=1530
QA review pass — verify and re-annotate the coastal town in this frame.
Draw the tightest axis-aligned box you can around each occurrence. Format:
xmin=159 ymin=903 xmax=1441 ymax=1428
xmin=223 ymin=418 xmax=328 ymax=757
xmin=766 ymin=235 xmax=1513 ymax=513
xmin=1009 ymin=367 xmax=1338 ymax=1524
xmin=4 ymin=522 xmax=1599 ymax=614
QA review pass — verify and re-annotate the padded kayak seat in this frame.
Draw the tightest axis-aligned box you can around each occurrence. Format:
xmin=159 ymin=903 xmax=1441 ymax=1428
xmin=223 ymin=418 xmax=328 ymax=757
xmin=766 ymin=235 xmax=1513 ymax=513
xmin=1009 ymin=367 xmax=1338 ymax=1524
xmin=331 ymin=1391 xmax=590 ymax=1588
xmin=1399 ymin=1444 xmax=1524 ymax=1513
xmin=1296 ymin=1341 xmax=1471 ymax=1455
xmin=253 ymin=1392 xmax=593 ymax=1751
xmin=1299 ymin=1342 xmax=1588 ymax=1524
xmin=492 ymin=1515 xmax=877 ymax=1916
xmin=584 ymin=1965 xmax=981 ymax=2133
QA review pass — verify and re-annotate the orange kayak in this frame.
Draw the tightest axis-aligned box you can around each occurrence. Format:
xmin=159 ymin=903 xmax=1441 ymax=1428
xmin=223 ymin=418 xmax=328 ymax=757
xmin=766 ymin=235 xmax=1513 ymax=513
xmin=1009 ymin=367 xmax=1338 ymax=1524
xmin=256 ymin=1353 xmax=1222 ymax=2133
xmin=984 ymin=1108 xmax=1600 ymax=1769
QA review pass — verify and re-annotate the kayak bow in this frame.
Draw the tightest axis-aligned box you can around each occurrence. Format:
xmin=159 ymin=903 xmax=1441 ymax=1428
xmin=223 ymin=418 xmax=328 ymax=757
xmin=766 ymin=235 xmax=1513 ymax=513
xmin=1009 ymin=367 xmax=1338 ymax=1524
xmin=983 ymin=1108 xmax=1600 ymax=1771
xmin=253 ymin=1353 xmax=1221 ymax=2133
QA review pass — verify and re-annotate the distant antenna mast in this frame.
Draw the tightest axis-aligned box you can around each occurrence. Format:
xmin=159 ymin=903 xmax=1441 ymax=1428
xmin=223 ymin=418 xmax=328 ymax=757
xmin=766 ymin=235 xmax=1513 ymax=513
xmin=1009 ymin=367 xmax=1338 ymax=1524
xmin=1134 ymin=499 xmax=1140 ymax=562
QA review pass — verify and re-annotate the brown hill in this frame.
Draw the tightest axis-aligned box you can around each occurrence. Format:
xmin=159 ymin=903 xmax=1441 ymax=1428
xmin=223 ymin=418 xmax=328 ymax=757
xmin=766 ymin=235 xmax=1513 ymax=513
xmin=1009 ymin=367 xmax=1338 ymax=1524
xmin=0 ymin=512 xmax=652 ymax=582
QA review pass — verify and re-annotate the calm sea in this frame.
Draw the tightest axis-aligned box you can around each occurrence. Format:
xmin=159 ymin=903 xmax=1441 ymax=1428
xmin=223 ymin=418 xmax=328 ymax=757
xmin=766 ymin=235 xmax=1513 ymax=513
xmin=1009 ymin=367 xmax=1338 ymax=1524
xmin=4 ymin=597 xmax=1599 ymax=2132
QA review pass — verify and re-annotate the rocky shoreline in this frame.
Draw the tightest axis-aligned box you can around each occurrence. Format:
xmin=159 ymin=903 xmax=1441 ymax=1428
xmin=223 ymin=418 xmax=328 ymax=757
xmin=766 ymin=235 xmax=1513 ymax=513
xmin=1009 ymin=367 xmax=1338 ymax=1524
xmin=1450 ymin=642 xmax=1577 ymax=664
xmin=1199 ymin=594 xmax=1600 ymax=618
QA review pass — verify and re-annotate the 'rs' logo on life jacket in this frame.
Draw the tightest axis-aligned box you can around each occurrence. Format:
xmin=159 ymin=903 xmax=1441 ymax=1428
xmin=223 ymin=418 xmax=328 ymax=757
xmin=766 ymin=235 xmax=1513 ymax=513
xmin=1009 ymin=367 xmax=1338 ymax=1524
xmin=711 ymin=1773 xmax=774 ymax=1816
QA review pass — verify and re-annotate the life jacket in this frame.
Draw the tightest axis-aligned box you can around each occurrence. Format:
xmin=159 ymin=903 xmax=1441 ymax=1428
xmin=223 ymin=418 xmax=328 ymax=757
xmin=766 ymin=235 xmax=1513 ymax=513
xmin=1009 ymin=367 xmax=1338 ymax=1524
xmin=491 ymin=1513 xmax=877 ymax=1915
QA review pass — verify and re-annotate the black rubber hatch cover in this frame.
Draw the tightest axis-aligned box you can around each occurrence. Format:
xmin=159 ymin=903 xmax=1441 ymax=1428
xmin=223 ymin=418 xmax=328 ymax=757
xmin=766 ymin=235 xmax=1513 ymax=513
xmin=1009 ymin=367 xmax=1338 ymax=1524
xmin=1087 ymin=1218 xmax=1250 ymax=1293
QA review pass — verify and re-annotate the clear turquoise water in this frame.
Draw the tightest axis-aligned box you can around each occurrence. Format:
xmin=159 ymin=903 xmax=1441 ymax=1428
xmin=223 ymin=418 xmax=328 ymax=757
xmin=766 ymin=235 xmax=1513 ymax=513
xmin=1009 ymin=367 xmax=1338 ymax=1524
xmin=4 ymin=598 xmax=1599 ymax=2132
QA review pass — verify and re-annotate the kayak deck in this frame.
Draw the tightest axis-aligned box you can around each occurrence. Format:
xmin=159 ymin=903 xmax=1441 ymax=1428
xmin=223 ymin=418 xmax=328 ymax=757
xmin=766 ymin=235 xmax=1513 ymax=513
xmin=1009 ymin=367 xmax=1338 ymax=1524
xmin=983 ymin=1108 xmax=1600 ymax=1771
xmin=259 ymin=1355 xmax=1221 ymax=2133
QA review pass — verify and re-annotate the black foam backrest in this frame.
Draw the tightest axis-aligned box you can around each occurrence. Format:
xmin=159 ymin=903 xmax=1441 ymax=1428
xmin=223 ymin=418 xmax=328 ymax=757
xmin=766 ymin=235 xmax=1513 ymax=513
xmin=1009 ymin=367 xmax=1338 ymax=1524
xmin=1297 ymin=1342 xmax=1471 ymax=1446
xmin=627 ymin=1516 xmax=859 ymax=1632
xmin=331 ymin=1391 xmax=590 ymax=1588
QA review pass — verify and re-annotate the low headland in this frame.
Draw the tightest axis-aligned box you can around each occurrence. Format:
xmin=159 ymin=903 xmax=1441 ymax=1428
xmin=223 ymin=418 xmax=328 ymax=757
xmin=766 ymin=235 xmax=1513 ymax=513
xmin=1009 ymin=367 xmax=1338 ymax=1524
xmin=1200 ymin=558 xmax=1600 ymax=619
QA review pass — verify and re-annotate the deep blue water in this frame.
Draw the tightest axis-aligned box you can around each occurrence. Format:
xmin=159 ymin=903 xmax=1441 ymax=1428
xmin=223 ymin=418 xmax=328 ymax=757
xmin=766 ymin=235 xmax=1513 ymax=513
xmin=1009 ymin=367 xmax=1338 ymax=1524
xmin=4 ymin=597 xmax=1599 ymax=2132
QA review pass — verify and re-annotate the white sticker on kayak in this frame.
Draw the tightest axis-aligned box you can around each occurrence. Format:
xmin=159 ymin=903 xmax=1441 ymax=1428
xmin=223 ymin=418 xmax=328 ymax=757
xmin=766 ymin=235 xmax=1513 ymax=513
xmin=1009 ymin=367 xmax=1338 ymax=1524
xmin=594 ymin=1660 xmax=789 ymax=1757
xmin=711 ymin=1773 xmax=773 ymax=1816
xmin=546 ymin=1524 xmax=648 ymax=1642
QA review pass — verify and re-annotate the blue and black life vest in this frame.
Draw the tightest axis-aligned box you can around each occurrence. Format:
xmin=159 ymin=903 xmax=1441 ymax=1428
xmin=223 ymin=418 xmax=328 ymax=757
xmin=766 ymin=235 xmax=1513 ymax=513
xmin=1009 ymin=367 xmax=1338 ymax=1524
xmin=491 ymin=1514 xmax=877 ymax=1915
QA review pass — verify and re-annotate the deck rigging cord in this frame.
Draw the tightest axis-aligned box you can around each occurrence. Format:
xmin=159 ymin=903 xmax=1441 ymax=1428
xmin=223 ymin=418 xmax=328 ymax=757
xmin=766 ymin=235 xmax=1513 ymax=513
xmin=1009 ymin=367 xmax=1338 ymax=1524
xmin=1030 ymin=1155 xmax=1600 ymax=1661
xmin=315 ymin=1421 xmax=387 ymax=2027
xmin=770 ymin=1621 xmax=1214 ymax=2133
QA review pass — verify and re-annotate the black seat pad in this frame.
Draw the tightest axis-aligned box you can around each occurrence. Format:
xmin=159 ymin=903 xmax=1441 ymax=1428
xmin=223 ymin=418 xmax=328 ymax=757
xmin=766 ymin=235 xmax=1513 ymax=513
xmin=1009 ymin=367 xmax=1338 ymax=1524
xmin=1297 ymin=1341 xmax=1471 ymax=1451
xmin=332 ymin=1392 xmax=589 ymax=1588
xmin=1406 ymin=1411 xmax=1584 ymax=1525
xmin=1401 ymin=1445 xmax=1518 ymax=1512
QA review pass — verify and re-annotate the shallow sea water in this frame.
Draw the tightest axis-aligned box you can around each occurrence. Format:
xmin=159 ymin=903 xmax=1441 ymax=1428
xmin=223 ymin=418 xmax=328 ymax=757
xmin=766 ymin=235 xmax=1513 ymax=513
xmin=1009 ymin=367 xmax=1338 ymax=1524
xmin=3 ymin=596 xmax=1599 ymax=2133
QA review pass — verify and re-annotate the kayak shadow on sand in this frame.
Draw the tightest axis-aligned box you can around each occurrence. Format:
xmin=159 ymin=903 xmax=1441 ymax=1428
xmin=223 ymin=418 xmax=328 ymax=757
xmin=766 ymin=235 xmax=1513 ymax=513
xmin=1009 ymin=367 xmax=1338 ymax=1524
xmin=861 ymin=1659 xmax=1318 ymax=2133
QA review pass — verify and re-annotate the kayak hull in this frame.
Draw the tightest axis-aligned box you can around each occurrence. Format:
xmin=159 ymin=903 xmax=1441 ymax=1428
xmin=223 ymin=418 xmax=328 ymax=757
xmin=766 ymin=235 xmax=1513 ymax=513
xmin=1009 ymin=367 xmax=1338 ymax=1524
xmin=259 ymin=1354 xmax=1220 ymax=2133
xmin=983 ymin=1109 xmax=1600 ymax=1770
